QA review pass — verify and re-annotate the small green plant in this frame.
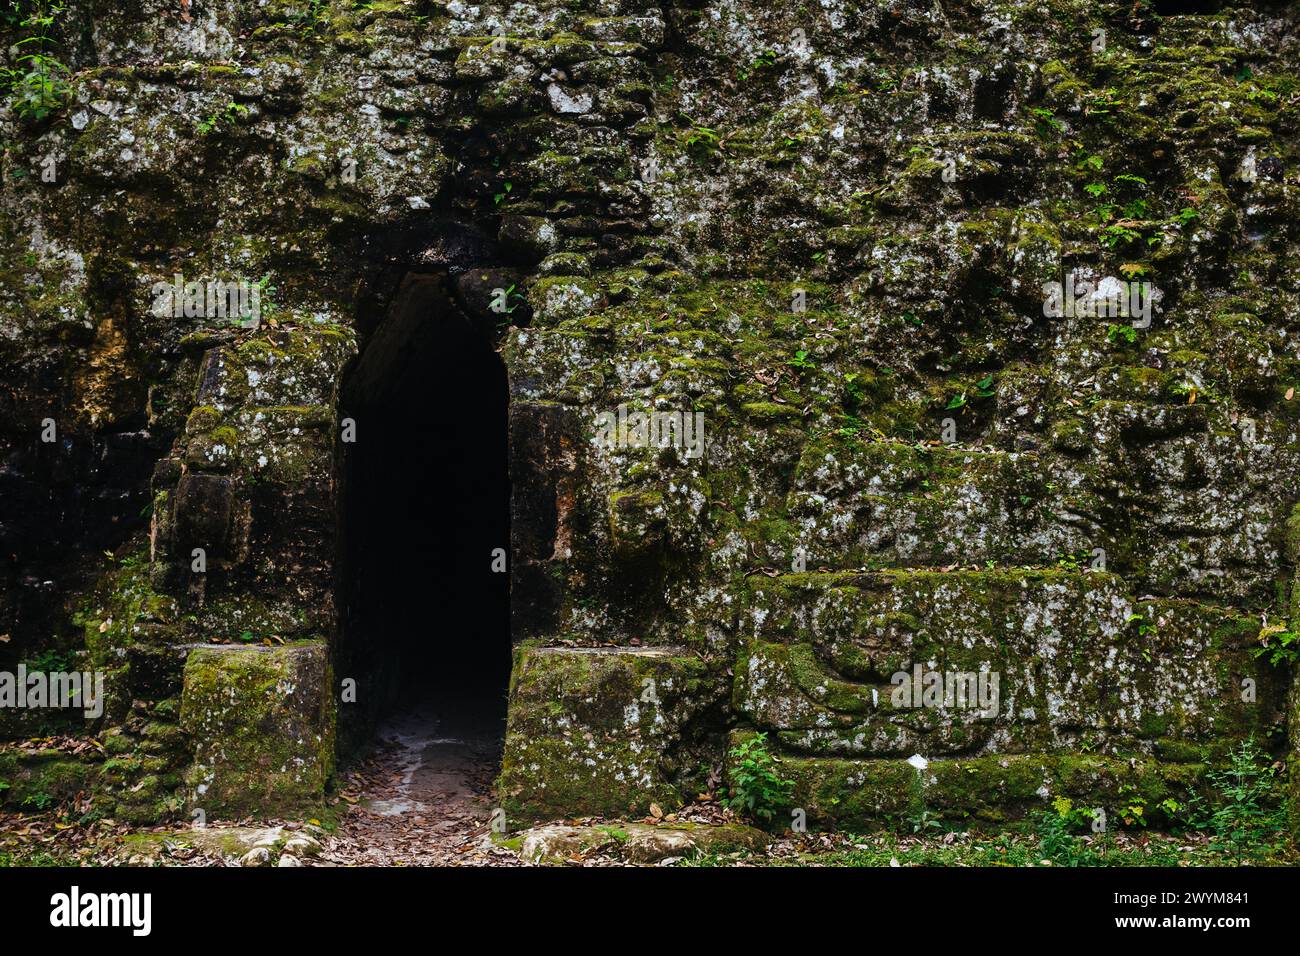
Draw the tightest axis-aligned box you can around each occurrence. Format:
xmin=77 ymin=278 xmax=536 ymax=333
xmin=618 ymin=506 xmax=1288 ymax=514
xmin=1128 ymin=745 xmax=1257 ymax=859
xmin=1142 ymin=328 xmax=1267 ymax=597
xmin=725 ymin=733 xmax=794 ymax=823
xmin=5 ymin=49 xmax=68 ymax=120
xmin=736 ymin=48 xmax=777 ymax=82
xmin=1084 ymin=87 xmax=1125 ymax=117
xmin=1030 ymin=106 xmax=1064 ymax=140
xmin=253 ymin=273 xmax=277 ymax=323
xmin=904 ymin=771 xmax=943 ymax=836
xmin=1076 ymin=152 xmax=1104 ymax=173
xmin=289 ymin=0 xmax=329 ymax=29
xmin=23 ymin=647 xmax=75 ymax=672
xmin=1099 ymin=222 xmax=1142 ymax=249
xmin=1112 ymin=172 xmax=1149 ymax=189
xmin=683 ymin=124 xmax=721 ymax=158
xmin=1106 ymin=323 xmax=1138 ymax=345
xmin=833 ymin=412 xmax=868 ymax=440
xmin=1035 ymin=797 xmax=1099 ymax=866
xmin=1157 ymin=796 xmax=1185 ymax=820
xmin=1035 ymin=812 xmax=1088 ymax=865
xmin=787 ymin=349 xmax=816 ymax=372
xmin=196 ymin=100 xmax=250 ymax=136
xmin=2 ymin=1 xmax=71 ymax=122
xmin=1253 ymin=620 xmax=1300 ymax=667
xmin=1242 ymin=73 xmax=1293 ymax=104
xmin=1127 ymin=611 xmax=1155 ymax=637
xmin=907 ymin=806 xmax=943 ymax=834
xmin=22 ymin=790 xmax=54 ymax=811
xmin=493 ymin=181 xmax=512 ymax=205
xmin=1126 ymin=612 xmax=1155 ymax=661
xmin=1206 ymin=737 xmax=1285 ymax=861
xmin=842 ymin=372 xmax=866 ymax=405
xmin=1054 ymin=550 xmax=1093 ymax=572
xmin=945 ymin=375 xmax=994 ymax=412
xmin=1052 ymin=796 xmax=1098 ymax=830
xmin=1117 ymin=794 xmax=1148 ymax=827
xmin=1085 ymin=172 xmax=1157 ymax=249
xmin=497 ymin=283 xmax=525 ymax=314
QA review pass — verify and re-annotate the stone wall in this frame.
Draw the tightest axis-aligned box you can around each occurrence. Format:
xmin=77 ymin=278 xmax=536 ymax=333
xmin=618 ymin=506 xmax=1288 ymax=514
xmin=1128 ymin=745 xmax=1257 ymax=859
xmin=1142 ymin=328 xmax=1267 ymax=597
xmin=1 ymin=0 xmax=1298 ymax=830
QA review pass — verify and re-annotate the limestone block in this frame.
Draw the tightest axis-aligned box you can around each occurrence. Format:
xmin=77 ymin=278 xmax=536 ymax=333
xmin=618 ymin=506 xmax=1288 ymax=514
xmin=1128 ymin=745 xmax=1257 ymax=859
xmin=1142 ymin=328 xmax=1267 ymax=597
xmin=180 ymin=643 xmax=334 ymax=818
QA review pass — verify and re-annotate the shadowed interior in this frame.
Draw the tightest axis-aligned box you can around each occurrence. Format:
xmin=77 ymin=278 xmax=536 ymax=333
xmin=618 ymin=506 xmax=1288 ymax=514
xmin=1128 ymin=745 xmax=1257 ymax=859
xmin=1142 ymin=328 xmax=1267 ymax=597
xmin=338 ymin=272 xmax=511 ymax=753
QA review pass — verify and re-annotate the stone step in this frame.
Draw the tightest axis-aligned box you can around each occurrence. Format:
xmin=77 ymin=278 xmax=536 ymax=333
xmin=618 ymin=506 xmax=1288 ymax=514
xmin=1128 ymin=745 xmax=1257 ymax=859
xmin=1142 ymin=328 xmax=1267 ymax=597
xmin=512 ymin=821 xmax=765 ymax=865
xmin=0 ymin=743 xmax=100 ymax=812
xmin=759 ymin=743 xmax=1213 ymax=830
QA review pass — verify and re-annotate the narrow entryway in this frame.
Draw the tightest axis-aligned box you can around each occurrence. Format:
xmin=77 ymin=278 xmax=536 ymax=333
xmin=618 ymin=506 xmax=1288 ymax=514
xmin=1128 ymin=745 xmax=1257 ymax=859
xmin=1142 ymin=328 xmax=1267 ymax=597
xmin=336 ymin=271 xmax=511 ymax=853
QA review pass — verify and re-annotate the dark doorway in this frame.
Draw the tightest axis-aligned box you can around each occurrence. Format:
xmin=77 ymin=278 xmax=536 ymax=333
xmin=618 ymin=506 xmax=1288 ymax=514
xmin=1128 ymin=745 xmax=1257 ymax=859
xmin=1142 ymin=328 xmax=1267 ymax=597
xmin=338 ymin=272 xmax=511 ymax=756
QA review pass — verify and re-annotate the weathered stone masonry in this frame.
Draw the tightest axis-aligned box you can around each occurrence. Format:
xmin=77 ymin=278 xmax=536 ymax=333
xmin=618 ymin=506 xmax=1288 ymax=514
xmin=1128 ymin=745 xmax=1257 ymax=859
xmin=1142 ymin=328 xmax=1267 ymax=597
xmin=1 ymin=0 xmax=1299 ymax=831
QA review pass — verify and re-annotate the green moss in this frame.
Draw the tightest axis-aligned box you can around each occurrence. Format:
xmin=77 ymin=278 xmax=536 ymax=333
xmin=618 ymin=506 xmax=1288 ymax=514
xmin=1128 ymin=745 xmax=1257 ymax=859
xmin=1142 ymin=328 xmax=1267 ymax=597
xmin=499 ymin=646 xmax=724 ymax=823
xmin=0 ymin=748 xmax=100 ymax=811
xmin=771 ymin=745 xmax=1212 ymax=831
xmin=180 ymin=643 xmax=335 ymax=819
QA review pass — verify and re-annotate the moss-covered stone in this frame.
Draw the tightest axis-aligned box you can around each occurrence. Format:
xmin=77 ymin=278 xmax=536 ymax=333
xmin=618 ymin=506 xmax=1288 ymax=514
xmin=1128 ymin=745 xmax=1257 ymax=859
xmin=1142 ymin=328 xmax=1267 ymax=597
xmin=180 ymin=643 xmax=334 ymax=818
xmin=0 ymin=746 xmax=101 ymax=811
xmin=766 ymin=741 xmax=1217 ymax=831
xmin=3 ymin=0 xmax=1299 ymax=839
xmin=734 ymin=570 xmax=1279 ymax=765
xmin=514 ymin=820 xmax=768 ymax=864
xmin=499 ymin=645 xmax=724 ymax=822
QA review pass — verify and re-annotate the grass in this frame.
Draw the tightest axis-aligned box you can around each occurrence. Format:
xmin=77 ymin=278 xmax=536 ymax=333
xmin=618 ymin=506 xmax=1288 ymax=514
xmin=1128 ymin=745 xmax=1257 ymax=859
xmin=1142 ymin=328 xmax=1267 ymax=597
xmin=678 ymin=829 xmax=1299 ymax=868
xmin=0 ymin=848 xmax=76 ymax=867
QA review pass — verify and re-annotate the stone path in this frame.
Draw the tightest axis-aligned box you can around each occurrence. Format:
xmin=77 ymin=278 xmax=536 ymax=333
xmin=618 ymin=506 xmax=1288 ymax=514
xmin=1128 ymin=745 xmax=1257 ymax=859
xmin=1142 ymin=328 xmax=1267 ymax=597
xmin=319 ymin=702 xmax=519 ymax=866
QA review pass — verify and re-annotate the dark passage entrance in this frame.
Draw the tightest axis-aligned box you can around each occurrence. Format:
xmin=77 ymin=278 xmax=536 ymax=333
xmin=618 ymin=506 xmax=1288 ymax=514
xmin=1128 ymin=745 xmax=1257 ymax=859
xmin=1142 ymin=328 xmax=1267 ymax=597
xmin=338 ymin=272 xmax=511 ymax=757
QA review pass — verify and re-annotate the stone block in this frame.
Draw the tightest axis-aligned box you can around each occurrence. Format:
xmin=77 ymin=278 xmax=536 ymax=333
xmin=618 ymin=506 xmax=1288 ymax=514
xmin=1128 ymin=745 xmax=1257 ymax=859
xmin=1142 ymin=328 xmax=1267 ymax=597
xmin=499 ymin=645 xmax=724 ymax=822
xmin=180 ymin=643 xmax=334 ymax=818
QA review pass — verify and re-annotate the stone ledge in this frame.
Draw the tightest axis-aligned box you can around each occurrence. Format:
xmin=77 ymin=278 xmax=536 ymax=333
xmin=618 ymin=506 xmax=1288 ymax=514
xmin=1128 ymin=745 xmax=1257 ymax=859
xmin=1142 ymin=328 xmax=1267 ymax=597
xmin=763 ymin=744 xmax=1238 ymax=830
xmin=511 ymin=821 xmax=768 ymax=865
